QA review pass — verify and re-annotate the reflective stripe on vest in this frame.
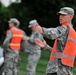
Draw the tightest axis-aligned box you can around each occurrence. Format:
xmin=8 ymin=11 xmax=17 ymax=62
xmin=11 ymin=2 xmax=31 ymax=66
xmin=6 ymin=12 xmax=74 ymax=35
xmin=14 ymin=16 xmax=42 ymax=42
xmin=51 ymin=53 xmax=74 ymax=60
xmin=9 ymin=44 xmax=20 ymax=46
xmin=68 ymin=37 xmax=76 ymax=43
xmin=12 ymin=34 xmax=23 ymax=37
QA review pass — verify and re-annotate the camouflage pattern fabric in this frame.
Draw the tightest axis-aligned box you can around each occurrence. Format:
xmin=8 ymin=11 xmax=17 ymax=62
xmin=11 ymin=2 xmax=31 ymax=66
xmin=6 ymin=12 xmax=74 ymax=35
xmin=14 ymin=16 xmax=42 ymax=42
xmin=3 ymin=49 xmax=20 ymax=75
xmin=26 ymin=51 xmax=41 ymax=75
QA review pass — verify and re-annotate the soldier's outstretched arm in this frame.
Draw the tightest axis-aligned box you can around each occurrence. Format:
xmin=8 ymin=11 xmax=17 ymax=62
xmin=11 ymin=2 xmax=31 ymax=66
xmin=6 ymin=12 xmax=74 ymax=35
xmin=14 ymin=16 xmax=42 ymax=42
xmin=20 ymin=32 xmax=29 ymax=51
xmin=42 ymin=25 xmax=67 ymax=40
xmin=31 ymin=24 xmax=67 ymax=40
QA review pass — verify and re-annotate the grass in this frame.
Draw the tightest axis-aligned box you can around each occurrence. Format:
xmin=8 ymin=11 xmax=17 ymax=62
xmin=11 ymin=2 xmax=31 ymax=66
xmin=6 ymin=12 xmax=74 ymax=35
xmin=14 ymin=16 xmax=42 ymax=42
xmin=20 ymin=50 xmax=76 ymax=75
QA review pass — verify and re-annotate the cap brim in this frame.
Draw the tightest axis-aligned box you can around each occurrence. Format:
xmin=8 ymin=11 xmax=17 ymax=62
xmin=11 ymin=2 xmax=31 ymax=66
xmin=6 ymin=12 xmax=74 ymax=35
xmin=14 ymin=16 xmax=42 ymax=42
xmin=8 ymin=21 xmax=20 ymax=25
xmin=28 ymin=25 xmax=32 ymax=28
xmin=28 ymin=24 xmax=37 ymax=28
xmin=8 ymin=21 xmax=11 ymax=23
xmin=8 ymin=21 xmax=14 ymax=23
xmin=57 ymin=11 xmax=68 ymax=15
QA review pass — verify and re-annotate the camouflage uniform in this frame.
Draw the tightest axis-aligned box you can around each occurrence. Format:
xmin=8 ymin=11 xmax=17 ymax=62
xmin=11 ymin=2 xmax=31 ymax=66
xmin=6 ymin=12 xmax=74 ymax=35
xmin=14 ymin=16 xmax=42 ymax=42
xmin=3 ymin=27 xmax=25 ymax=75
xmin=22 ymin=31 xmax=51 ymax=75
xmin=42 ymin=25 xmax=73 ymax=75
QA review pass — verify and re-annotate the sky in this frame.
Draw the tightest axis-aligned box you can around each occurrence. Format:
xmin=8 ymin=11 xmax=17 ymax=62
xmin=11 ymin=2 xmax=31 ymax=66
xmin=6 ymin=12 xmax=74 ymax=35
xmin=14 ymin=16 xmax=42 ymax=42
xmin=1 ymin=0 xmax=21 ymax=7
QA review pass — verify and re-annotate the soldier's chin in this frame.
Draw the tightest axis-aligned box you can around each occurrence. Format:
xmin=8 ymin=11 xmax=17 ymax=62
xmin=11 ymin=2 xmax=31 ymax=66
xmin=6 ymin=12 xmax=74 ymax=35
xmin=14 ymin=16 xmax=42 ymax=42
xmin=9 ymin=26 xmax=12 ymax=28
xmin=59 ymin=21 xmax=64 ymax=25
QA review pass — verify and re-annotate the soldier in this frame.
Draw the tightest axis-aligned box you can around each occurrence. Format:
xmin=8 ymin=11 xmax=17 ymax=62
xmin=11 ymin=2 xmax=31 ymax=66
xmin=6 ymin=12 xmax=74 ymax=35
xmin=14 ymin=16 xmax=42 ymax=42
xmin=34 ymin=7 xmax=76 ymax=75
xmin=22 ymin=20 xmax=51 ymax=75
xmin=3 ymin=18 xmax=26 ymax=75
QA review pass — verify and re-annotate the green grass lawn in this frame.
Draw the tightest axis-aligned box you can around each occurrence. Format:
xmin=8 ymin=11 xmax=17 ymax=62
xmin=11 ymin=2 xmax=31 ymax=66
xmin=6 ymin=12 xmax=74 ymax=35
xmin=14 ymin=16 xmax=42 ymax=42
xmin=20 ymin=50 xmax=76 ymax=75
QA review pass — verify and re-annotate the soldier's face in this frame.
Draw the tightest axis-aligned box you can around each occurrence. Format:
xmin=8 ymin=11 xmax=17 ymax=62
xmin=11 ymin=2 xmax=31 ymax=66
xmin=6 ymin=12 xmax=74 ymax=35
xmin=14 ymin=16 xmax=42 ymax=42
xmin=31 ymin=25 xmax=37 ymax=31
xmin=31 ymin=24 xmax=42 ymax=33
xmin=9 ymin=22 xmax=14 ymax=28
xmin=59 ymin=14 xmax=73 ymax=24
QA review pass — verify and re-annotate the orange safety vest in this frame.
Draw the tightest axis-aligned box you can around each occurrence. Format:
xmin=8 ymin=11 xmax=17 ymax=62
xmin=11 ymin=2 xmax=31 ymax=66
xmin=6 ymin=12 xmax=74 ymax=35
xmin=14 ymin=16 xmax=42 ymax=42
xmin=9 ymin=28 xmax=23 ymax=50
xmin=50 ymin=26 xmax=76 ymax=67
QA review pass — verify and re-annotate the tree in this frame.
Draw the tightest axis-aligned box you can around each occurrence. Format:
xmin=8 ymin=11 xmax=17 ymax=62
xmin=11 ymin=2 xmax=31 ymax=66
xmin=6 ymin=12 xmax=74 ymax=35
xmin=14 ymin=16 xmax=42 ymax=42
xmin=0 ymin=0 xmax=76 ymax=44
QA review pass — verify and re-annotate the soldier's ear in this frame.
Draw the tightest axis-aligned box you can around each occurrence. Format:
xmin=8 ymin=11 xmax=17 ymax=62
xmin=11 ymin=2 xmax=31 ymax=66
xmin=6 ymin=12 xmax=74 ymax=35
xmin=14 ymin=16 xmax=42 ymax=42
xmin=36 ymin=24 xmax=40 ymax=26
xmin=69 ymin=15 xmax=73 ymax=20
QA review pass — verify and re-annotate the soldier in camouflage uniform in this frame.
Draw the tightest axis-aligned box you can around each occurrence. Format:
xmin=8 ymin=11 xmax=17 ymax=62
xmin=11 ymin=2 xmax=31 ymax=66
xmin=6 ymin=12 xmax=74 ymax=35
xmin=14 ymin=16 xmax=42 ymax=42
xmin=34 ymin=7 xmax=75 ymax=75
xmin=3 ymin=18 xmax=26 ymax=75
xmin=21 ymin=20 xmax=51 ymax=75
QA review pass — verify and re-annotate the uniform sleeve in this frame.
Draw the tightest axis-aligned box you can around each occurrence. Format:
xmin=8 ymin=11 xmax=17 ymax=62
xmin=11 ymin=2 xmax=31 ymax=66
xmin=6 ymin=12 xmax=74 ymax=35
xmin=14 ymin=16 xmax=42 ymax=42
xmin=43 ymin=44 xmax=52 ymax=53
xmin=3 ymin=30 xmax=12 ymax=49
xmin=20 ymin=31 xmax=29 ymax=51
xmin=42 ymin=26 xmax=67 ymax=40
xmin=22 ymin=31 xmax=29 ymax=40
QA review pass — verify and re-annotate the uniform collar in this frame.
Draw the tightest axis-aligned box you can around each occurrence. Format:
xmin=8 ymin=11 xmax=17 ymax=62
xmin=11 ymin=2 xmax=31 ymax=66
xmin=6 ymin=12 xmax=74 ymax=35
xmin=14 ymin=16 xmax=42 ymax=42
xmin=62 ymin=23 xmax=73 ymax=27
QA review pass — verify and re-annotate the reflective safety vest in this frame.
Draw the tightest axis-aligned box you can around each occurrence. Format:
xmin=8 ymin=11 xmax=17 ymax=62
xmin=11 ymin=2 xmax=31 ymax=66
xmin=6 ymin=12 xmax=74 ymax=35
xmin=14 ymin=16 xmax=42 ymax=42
xmin=9 ymin=28 xmax=23 ymax=50
xmin=50 ymin=26 xmax=76 ymax=67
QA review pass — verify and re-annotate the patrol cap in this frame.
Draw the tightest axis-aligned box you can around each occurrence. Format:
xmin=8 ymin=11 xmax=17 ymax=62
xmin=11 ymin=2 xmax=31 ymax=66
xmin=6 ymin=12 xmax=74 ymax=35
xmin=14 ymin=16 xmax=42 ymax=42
xmin=8 ymin=18 xmax=20 ymax=25
xmin=57 ymin=7 xmax=74 ymax=15
xmin=28 ymin=20 xmax=38 ymax=28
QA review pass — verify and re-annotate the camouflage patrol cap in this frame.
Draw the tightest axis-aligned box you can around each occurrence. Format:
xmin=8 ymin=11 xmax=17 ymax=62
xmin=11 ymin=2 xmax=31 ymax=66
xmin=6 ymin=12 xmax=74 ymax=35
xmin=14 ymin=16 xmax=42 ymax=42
xmin=57 ymin=7 xmax=74 ymax=15
xmin=28 ymin=20 xmax=38 ymax=28
xmin=8 ymin=18 xmax=20 ymax=25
